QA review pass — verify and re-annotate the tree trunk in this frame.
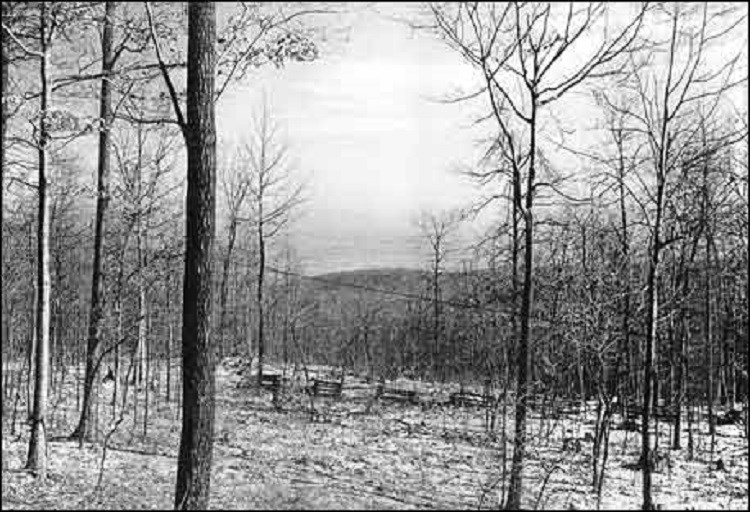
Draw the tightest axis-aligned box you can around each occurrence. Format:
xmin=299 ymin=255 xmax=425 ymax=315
xmin=705 ymin=234 xmax=715 ymax=455
xmin=174 ymin=3 xmax=217 ymax=509
xmin=26 ymin=223 xmax=37 ymax=423
xmin=218 ymin=219 xmax=237 ymax=360
xmin=641 ymin=242 xmax=659 ymax=510
xmin=143 ymin=305 xmax=150 ymax=438
xmin=25 ymin=1 xmax=51 ymax=478
xmin=433 ymin=243 xmax=440 ymax=380
xmin=506 ymin=98 xmax=537 ymax=510
xmin=166 ymin=274 xmax=173 ymax=404
xmin=71 ymin=0 xmax=115 ymax=442
xmin=135 ymin=124 xmax=147 ymax=385
xmin=640 ymin=131 xmax=671 ymax=510
xmin=112 ymin=241 xmax=127 ymax=418
xmin=0 ymin=0 xmax=9 ymax=239
xmin=137 ymin=229 xmax=147 ymax=385
xmin=256 ymin=217 xmax=265 ymax=387
xmin=614 ymin=130 xmax=631 ymax=415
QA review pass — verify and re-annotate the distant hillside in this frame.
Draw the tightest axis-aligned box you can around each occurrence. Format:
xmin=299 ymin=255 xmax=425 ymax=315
xmin=294 ymin=266 xmax=510 ymax=315
xmin=312 ymin=267 xmax=428 ymax=295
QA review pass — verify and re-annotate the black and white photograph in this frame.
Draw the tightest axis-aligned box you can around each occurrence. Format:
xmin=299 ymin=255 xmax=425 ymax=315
xmin=1 ymin=1 xmax=748 ymax=510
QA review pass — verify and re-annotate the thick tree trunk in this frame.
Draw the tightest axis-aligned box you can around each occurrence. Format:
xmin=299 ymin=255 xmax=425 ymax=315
xmin=174 ymin=3 xmax=217 ymax=509
xmin=71 ymin=0 xmax=115 ymax=442
xmin=26 ymin=1 xmax=51 ymax=478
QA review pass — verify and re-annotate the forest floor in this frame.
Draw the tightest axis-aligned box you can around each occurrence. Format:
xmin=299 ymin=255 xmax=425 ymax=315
xmin=2 ymin=358 xmax=748 ymax=510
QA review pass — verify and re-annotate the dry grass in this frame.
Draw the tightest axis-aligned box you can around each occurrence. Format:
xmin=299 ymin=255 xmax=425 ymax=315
xmin=2 ymin=360 xmax=748 ymax=509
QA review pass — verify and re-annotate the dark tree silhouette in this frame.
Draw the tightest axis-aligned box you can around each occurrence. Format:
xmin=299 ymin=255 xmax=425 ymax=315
xmin=173 ymin=2 xmax=217 ymax=509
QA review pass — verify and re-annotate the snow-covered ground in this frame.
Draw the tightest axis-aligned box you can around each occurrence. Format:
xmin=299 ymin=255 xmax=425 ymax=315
xmin=2 ymin=360 xmax=748 ymax=509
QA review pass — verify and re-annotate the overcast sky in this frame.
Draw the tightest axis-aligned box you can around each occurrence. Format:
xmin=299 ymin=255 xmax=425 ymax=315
xmin=31 ymin=2 xmax=742 ymax=277
xmin=217 ymin=3 xmax=492 ymax=275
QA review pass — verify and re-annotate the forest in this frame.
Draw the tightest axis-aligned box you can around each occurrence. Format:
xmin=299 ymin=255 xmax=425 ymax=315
xmin=1 ymin=2 xmax=748 ymax=510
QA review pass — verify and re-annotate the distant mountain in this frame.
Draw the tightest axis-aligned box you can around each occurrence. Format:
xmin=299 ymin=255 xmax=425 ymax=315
xmin=297 ymin=265 xmax=508 ymax=312
xmin=313 ymin=267 xmax=428 ymax=293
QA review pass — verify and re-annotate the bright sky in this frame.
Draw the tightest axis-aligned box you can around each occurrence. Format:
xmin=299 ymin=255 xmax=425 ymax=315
xmin=217 ymin=3 xmax=491 ymax=275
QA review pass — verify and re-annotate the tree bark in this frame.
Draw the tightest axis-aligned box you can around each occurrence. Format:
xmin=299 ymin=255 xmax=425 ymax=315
xmin=174 ymin=2 xmax=217 ymax=509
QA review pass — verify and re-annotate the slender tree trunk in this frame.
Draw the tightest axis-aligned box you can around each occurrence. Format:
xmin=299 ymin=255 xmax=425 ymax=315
xmin=144 ymin=307 xmax=150 ymax=438
xmin=137 ymin=231 xmax=147 ymax=384
xmin=26 ymin=225 xmax=37 ymax=423
xmin=641 ymin=242 xmax=659 ymax=510
xmin=256 ymin=217 xmax=265 ymax=387
xmin=1 ymin=304 xmax=12 ymax=410
xmin=0 ymin=31 xmax=5 ymax=417
xmin=640 ymin=132 xmax=671 ymax=510
xmin=506 ymin=97 xmax=537 ymax=510
xmin=166 ymin=274 xmax=173 ymax=404
xmin=50 ymin=247 xmax=60 ymax=399
xmin=26 ymin=1 xmax=51 ymax=478
xmin=705 ymin=233 xmax=716 ymax=455
xmin=673 ymin=252 xmax=690 ymax=449
xmin=433 ymin=243 xmax=440 ymax=380
xmin=616 ymin=132 xmax=632 ymax=416
xmin=0 ymin=1 xmax=9 ymax=240
xmin=112 ymin=242 xmax=127 ymax=418
xmin=219 ymin=220 xmax=237 ymax=361
xmin=71 ymin=0 xmax=115 ymax=441
xmin=282 ymin=263 xmax=290 ymax=369
xmin=134 ymin=125 xmax=147 ymax=385
xmin=174 ymin=3 xmax=217 ymax=508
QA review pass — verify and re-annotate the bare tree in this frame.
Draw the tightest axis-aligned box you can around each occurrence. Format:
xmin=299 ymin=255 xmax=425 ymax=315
xmin=217 ymin=146 xmax=250 ymax=359
xmin=597 ymin=3 xmax=746 ymax=507
xmin=428 ymin=3 xmax=648 ymax=506
xmin=240 ymin=100 xmax=304 ymax=387
xmin=417 ymin=208 xmax=460 ymax=381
